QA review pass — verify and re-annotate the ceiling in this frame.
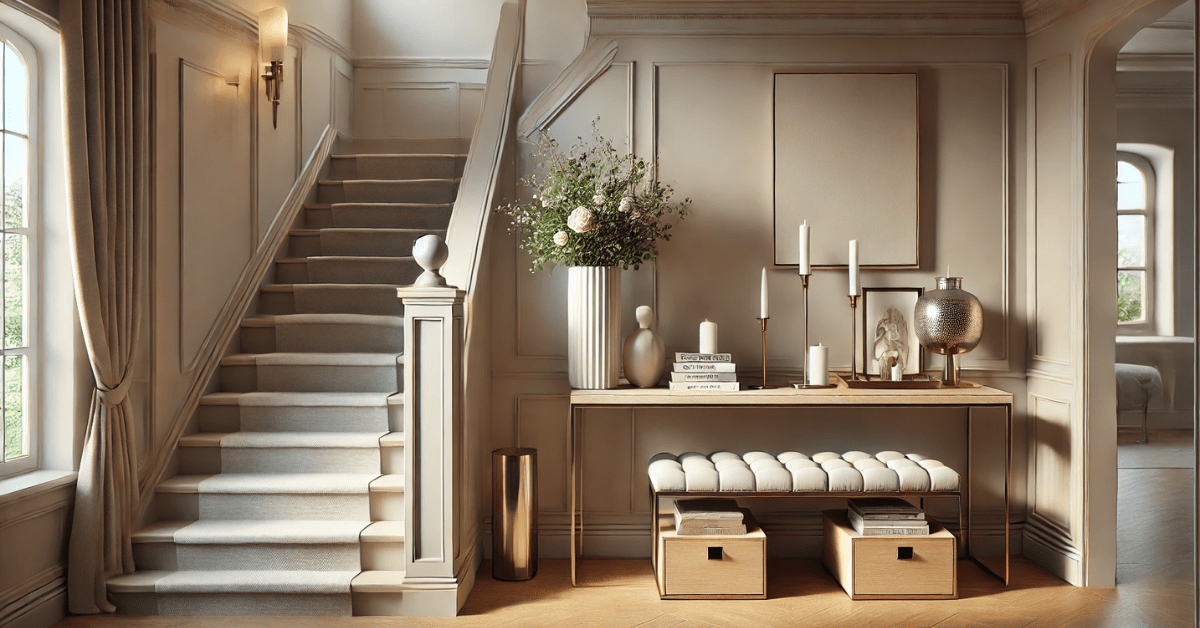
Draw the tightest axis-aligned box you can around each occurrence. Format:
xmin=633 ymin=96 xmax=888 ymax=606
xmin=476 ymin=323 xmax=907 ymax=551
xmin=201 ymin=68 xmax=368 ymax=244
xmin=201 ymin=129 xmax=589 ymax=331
xmin=1120 ymin=0 xmax=1194 ymax=56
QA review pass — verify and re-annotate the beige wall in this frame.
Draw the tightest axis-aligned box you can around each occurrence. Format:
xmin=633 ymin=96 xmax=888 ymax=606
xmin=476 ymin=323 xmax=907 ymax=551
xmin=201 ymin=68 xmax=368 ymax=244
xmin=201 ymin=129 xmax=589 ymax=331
xmin=142 ymin=0 xmax=353 ymax=501
xmin=490 ymin=17 xmax=1031 ymax=558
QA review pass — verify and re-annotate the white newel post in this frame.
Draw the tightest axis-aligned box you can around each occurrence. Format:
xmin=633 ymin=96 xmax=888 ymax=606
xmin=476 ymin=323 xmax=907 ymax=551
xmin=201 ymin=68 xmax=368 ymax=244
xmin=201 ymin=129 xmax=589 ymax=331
xmin=398 ymin=285 xmax=464 ymax=608
xmin=398 ymin=236 xmax=465 ymax=615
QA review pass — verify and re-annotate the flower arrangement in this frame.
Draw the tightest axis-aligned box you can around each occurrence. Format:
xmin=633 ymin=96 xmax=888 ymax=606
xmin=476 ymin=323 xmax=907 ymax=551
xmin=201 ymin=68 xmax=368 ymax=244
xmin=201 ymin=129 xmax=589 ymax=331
xmin=498 ymin=120 xmax=690 ymax=271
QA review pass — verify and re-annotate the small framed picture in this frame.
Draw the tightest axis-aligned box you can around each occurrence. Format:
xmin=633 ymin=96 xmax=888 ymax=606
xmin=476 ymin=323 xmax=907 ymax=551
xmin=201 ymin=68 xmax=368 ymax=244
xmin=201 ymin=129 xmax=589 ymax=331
xmin=859 ymin=287 xmax=924 ymax=379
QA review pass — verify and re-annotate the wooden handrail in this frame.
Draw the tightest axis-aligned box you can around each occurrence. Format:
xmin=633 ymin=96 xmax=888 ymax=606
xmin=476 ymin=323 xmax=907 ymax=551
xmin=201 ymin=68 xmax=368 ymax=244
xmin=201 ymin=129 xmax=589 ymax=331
xmin=136 ymin=125 xmax=338 ymax=515
xmin=440 ymin=0 xmax=523 ymax=295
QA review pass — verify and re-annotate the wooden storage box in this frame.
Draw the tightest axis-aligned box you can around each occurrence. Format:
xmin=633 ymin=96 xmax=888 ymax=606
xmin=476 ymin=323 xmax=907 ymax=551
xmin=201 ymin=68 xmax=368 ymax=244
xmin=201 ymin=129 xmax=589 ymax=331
xmin=822 ymin=509 xmax=957 ymax=600
xmin=656 ymin=510 xmax=766 ymax=599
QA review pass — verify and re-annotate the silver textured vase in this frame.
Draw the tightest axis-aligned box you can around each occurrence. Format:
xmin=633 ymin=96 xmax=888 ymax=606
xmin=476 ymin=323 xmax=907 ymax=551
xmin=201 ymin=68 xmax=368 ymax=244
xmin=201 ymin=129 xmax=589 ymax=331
xmin=568 ymin=266 xmax=621 ymax=389
xmin=913 ymin=277 xmax=983 ymax=387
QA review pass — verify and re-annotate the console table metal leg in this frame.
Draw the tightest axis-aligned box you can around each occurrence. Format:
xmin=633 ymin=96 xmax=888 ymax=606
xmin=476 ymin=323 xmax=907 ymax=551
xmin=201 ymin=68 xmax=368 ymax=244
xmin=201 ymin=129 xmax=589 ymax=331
xmin=570 ymin=409 xmax=577 ymax=586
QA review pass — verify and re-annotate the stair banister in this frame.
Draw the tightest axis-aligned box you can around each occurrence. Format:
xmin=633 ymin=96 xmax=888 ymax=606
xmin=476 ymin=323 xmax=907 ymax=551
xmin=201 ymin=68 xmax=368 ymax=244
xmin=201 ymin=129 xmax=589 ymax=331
xmin=400 ymin=0 xmax=524 ymax=614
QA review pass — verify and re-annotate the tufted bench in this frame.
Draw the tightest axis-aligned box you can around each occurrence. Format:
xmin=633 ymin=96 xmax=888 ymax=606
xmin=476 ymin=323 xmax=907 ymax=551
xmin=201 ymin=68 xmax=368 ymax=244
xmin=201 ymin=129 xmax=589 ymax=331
xmin=649 ymin=450 xmax=961 ymax=494
xmin=647 ymin=450 xmax=964 ymax=573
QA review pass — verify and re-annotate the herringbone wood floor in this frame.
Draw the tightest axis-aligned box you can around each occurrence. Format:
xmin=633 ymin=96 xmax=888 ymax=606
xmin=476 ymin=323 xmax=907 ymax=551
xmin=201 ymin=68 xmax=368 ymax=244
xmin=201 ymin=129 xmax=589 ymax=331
xmin=52 ymin=429 xmax=1195 ymax=628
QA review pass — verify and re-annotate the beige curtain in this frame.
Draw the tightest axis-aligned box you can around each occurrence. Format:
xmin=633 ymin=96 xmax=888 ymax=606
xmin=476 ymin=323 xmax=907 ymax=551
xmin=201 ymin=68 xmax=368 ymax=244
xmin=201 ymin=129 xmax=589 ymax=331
xmin=62 ymin=0 xmax=148 ymax=615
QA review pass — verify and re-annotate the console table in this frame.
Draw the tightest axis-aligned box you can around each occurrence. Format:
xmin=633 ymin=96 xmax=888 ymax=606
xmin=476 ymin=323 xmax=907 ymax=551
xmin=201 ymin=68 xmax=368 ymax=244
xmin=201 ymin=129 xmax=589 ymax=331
xmin=568 ymin=381 xmax=1013 ymax=587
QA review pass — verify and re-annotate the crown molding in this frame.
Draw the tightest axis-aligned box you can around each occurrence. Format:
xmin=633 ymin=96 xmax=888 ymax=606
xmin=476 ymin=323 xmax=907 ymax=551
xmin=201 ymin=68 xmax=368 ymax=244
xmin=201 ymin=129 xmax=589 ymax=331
xmin=151 ymin=0 xmax=352 ymax=60
xmin=1117 ymin=52 xmax=1195 ymax=71
xmin=1117 ymin=85 xmax=1193 ymax=108
xmin=1021 ymin=0 xmax=1090 ymax=35
xmin=355 ymin=57 xmax=490 ymax=70
xmin=587 ymin=0 xmax=1023 ymax=19
xmin=585 ymin=0 xmax=1026 ymax=36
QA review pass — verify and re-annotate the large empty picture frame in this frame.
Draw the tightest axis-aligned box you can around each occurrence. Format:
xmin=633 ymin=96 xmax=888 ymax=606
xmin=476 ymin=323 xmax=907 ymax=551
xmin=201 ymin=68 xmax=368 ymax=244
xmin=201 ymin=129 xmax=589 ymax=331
xmin=774 ymin=73 xmax=919 ymax=268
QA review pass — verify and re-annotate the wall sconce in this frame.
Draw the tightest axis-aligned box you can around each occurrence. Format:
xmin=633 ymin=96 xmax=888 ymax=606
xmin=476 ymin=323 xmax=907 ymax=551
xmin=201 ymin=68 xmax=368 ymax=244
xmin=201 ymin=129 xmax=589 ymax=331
xmin=259 ymin=7 xmax=287 ymax=129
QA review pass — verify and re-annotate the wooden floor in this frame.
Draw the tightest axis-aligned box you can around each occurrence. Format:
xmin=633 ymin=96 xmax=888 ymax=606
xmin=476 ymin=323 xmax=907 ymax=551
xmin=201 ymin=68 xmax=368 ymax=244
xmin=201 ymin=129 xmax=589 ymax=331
xmin=52 ymin=429 xmax=1195 ymax=628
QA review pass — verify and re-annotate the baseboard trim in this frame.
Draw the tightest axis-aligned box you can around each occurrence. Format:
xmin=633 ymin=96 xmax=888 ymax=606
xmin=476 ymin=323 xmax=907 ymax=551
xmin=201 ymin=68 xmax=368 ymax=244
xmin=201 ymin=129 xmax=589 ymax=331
xmin=1023 ymin=530 xmax=1083 ymax=586
xmin=0 ymin=577 xmax=66 ymax=628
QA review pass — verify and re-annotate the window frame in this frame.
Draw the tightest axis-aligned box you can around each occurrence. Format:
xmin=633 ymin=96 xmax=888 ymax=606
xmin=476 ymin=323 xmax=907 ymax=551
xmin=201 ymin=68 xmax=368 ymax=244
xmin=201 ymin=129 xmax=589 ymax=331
xmin=0 ymin=22 xmax=37 ymax=479
xmin=1116 ymin=151 xmax=1156 ymax=335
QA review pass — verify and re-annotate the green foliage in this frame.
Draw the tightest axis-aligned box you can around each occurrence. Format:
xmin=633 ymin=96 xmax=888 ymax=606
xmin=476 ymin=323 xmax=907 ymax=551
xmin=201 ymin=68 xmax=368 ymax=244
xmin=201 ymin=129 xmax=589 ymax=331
xmin=1117 ymin=270 xmax=1142 ymax=323
xmin=2 ymin=182 xmax=21 ymax=460
xmin=497 ymin=120 xmax=691 ymax=271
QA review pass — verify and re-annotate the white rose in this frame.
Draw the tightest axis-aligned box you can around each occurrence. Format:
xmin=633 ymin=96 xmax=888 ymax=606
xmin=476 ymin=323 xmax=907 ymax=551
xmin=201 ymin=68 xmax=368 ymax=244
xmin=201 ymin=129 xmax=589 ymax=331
xmin=554 ymin=230 xmax=568 ymax=246
xmin=541 ymin=197 xmax=551 ymax=208
xmin=567 ymin=206 xmax=596 ymax=233
xmin=618 ymin=196 xmax=633 ymax=213
xmin=592 ymin=193 xmax=605 ymax=204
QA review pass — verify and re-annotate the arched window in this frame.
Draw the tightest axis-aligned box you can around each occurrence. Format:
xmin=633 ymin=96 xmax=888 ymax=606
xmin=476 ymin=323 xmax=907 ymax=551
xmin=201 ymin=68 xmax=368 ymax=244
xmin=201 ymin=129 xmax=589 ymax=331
xmin=0 ymin=29 xmax=34 ymax=476
xmin=1116 ymin=153 xmax=1155 ymax=330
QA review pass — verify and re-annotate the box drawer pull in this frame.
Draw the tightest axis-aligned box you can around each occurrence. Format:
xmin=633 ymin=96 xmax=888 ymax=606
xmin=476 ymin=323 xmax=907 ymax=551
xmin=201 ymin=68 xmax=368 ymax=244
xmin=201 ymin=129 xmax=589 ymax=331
xmin=897 ymin=546 xmax=914 ymax=560
xmin=708 ymin=547 xmax=723 ymax=560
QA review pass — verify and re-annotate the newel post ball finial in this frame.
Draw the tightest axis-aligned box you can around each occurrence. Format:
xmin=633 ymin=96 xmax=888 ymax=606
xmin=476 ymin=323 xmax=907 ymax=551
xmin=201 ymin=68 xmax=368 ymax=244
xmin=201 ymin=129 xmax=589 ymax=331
xmin=413 ymin=234 xmax=449 ymax=287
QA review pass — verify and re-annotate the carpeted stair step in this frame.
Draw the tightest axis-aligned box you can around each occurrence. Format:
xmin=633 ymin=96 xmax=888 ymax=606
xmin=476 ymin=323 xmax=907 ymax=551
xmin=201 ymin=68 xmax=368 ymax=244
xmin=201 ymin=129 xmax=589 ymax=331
xmin=334 ymin=136 xmax=470 ymax=155
xmin=368 ymin=474 xmax=405 ymax=521
xmin=275 ymin=256 xmax=421 ymax=286
xmin=240 ymin=314 xmax=404 ymax=354
xmin=289 ymin=227 xmax=448 ymax=258
xmin=131 ymin=520 xmax=369 ymax=572
xmin=156 ymin=474 xmax=378 ymax=522
xmin=359 ymin=521 xmax=405 ymax=570
xmin=197 ymin=392 xmax=397 ymax=434
xmin=178 ymin=432 xmax=385 ymax=475
xmin=219 ymin=353 xmax=403 ymax=394
xmin=328 ymin=154 xmax=467 ymax=181
xmin=108 ymin=570 xmax=357 ymax=616
xmin=258 ymin=284 xmax=405 ymax=317
xmin=317 ymin=179 xmax=460 ymax=204
xmin=304 ymin=202 xmax=453 ymax=230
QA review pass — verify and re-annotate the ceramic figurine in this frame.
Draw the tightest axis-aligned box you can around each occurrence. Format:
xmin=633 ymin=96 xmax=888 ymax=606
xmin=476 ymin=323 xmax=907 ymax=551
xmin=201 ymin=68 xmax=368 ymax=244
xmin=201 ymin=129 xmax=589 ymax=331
xmin=623 ymin=306 xmax=666 ymax=387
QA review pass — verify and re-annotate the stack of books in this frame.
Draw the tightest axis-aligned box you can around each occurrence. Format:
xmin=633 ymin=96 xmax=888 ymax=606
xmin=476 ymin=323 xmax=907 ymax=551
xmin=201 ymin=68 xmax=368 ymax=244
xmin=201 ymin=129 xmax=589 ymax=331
xmin=673 ymin=498 xmax=747 ymax=535
xmin=669 ymin=352 xmax=739 ymax=391
xmin=847 ymin=497 xmax=929 ymax=536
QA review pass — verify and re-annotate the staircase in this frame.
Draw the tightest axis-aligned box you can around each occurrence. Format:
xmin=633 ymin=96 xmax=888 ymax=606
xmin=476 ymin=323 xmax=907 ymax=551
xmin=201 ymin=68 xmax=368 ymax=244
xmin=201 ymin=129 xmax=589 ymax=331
xmin=108 ymin=137 xmax=470 ymax=616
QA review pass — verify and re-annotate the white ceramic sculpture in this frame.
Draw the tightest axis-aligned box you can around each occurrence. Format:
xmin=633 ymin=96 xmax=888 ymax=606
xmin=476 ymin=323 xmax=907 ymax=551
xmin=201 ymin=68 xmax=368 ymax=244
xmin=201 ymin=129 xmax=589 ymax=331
xmin=623 ymin=305 xmax=666 ymax=388
xmin=412 ymin=234 xmax=449 ymax=287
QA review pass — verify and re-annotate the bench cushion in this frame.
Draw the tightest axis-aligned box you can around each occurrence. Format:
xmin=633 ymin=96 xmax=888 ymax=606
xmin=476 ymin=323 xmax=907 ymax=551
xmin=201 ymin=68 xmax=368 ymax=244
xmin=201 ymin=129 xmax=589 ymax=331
xmin=649 ymin=451 xmax=959 ymax=493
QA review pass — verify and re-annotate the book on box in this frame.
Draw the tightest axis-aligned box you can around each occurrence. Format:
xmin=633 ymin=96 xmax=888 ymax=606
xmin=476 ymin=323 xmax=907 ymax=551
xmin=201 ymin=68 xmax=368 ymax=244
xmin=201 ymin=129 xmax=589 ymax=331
xmin=673 ymin=499 xmax=747 ymax=535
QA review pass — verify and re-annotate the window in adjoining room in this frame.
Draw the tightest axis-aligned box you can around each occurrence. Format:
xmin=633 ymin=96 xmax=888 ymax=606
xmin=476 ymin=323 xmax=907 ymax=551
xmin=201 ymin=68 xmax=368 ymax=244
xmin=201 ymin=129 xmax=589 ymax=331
xmin=0 ymin=31 xmax=33 ymax=478
xmin=1117 ymin=153 xmax=1155 ymax=330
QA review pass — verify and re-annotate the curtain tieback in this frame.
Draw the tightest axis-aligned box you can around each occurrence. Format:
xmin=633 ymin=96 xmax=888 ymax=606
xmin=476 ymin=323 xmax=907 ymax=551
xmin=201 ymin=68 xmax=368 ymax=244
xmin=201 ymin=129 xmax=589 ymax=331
xmin=96 ymin=376 xmax=133 ymax=406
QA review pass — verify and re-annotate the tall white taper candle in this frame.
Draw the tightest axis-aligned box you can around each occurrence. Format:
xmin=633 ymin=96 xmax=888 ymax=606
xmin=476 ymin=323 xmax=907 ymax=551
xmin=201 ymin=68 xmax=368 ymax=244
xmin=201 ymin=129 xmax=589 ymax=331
xmin=848 ymin=240 xmax=860 ymax=296
xmin=700 ymin=319 xmax=717 ymax=354
xmin=760 ymin=268 xmax=769 ymax=319
xmin=798 ymin=221 xmax=810 ymax=275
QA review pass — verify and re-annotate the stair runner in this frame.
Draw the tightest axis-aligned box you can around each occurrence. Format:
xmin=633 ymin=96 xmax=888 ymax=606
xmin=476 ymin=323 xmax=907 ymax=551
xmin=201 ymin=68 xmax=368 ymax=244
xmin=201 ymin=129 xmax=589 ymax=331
xmin=108 ymin=137 xmax=470 ymax=616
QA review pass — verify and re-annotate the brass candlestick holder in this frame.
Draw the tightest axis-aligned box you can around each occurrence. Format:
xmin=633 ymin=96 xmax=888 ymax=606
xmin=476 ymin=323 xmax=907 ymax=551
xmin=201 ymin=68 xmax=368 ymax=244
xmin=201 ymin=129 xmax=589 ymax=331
xmin=749 ymin=317 xmax=777 ymax=389
xmin=792 ymin=274 xmax=836 ymax=389
xmin=847 ymin=294 xmax=860 ymax=381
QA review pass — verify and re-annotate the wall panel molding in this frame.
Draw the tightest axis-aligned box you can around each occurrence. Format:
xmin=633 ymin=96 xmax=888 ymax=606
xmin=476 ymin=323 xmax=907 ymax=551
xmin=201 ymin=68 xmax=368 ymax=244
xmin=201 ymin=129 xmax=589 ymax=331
xmin=356 ymin=57 xmax=490 ymax=70
xmin=1030 ymin=54 xmax=1075 ymax=367
xmin=178 ymin=58 xmax=253 ymax=373
xmin=1028 ymin=392 xmax=1079 ymax=549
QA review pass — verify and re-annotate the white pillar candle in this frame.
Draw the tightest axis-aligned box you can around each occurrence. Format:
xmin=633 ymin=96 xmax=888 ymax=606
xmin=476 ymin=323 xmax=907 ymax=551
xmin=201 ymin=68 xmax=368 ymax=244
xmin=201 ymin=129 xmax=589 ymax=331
xmin=848 ymin=239 xmax=860 ymax=296
xmin=890 ymin=360 xmax=903 ymax=382
xmin=798 ymin=221 xmax=810 ymax=275
xmin=807 ymin=344 xmax=829 ymax=386
xmin=760 ymin=267 xmax=769 ymax=319
xmin=700 ymin=319 xmax=718 ymax=354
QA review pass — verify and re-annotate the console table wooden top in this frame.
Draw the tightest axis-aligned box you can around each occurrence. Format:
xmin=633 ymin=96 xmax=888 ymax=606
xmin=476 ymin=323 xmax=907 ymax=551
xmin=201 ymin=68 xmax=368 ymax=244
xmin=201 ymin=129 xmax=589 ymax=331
xmin=569 ymin=380 xmax=1013 ymax=407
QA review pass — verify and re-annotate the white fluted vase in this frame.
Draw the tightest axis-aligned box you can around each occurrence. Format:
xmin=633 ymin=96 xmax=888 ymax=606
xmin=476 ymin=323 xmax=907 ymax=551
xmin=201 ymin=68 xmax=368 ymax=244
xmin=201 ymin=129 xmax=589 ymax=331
xmin=567 ymin=266 xmax=621 ymax=389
